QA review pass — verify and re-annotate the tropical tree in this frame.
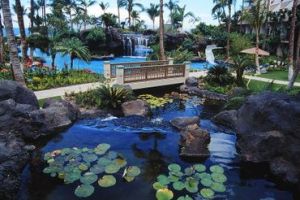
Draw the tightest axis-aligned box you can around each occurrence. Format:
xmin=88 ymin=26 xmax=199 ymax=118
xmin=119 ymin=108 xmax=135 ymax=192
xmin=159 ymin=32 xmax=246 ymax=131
xmin=159 ymin=0 xmax=166 ymax=60
xmin=130 ymin=10 xmax=140 ymax=26
xmin=55 ymin=37 xmax=91 ymax=70
xmin=146 ymin=3 xmax=159 ymax=29
xmin=101 ymin=13 xmax=118 ymax=28
xmin=15 ymin=0 xmax=28 ymax=63
xmin=1 ymin=0 xmax=25 ymax=85
xmin=36 ymin=0 xmax=46 ymax=26
xmin=164 ymin=0 xmax=178 ymax=30
xmin=171 ymin=5 xmax=196 ymax=30
xmin=63 ymin=0 xmax=77 ymax=30
xmin=78 ymin=0 xmax=96 ymax=30
xmin=99 ymin=1 xmax=109 ymax=14
xmin=117 ymin=0 xmax=126 ymax=25
xmin=124 ymin=0 xmax=143 ymax=27
xmin=242 ymin=0 xmax=268 ymax=74
xmin=0 ymin=5 xmax=4 ymax=63
xmin=288 ymin=0 xmax=298 ymax=81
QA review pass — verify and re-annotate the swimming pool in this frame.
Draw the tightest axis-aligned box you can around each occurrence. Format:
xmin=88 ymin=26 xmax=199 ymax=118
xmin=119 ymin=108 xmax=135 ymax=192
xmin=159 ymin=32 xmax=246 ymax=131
xmin=33 ymin=49 xmax=212 ymax=74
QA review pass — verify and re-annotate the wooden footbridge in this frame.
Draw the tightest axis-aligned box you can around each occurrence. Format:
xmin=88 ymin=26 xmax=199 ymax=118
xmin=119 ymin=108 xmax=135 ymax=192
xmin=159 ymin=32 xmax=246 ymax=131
xmin=104 ymin=59 xmax=190 ymax=90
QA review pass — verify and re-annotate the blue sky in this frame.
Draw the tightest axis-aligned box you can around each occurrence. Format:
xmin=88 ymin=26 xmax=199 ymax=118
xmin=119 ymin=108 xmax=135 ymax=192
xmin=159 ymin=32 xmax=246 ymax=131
xmin=16 ymin=0 xmax=243 ymax=30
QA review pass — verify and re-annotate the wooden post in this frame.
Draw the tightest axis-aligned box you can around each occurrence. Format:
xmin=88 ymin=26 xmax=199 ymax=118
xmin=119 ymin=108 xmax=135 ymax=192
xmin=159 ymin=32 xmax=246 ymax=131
xmin=184 ymin=61 xmax=190 ymax=79
xmin=104 ymin=61 xmax=111 ymax=79
xmin=116 ymin=65 xmax=124 ymax=85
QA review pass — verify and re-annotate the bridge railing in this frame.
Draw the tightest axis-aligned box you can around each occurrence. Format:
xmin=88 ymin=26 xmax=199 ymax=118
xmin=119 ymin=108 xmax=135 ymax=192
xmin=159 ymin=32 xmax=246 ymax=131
xmin=104 ymin=59 xmax=172 ymax=79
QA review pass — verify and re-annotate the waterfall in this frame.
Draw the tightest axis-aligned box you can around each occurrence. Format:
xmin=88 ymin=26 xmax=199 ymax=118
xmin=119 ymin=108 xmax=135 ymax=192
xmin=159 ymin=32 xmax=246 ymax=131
xmin=205 ymin=45 xmax=222 ymax=65
xmin=122 ymin=34 xmax=153 ymax=57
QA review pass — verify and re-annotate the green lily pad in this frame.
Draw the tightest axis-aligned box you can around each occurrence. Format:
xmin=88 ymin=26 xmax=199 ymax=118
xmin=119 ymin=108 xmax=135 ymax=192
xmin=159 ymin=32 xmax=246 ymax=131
xmin=153 ymin=182 xmax=166 ymax=190
xmin=177 ymin=195 xmax=193 ymax=200
xmin=97 ymin=157 xmax=112 ymax=166
xmin=107 ymin=151 xmax=118 ymax=160
xmin=201 ymin=178 xmax=213 ymax=187
xmin=74 ymin=184 xmax=94 ymax=198
xmin=197 ymin=172 xmax=211 ymax=180
xmin=211 ymin=172 xmax=227 ymax=183
xmin=90 ymin=165 xmax=105 ymax=174
xmin=184 ymin=167 xmax=195 ymax=176
xmin=185 ymin=177 xmax=199 ymax=193
xmin=123 ymin=175 xmax=135 ymax=182
xmin=157 ymin=175 xmax=170 ymax=185
xmin=98 ymin=175 xmax=116 ymax=187
xmin=200 ymin=188 xmax=215 ymax=199
xmin=79 ymin=163 xmax=89 ymax=171
xmin=61 ymin=148 xmax=71 ymax=155
xmin=82 ymin=147 xmax=89 ymax=152
xmin=43 ymin=167 xmax=52 ymax=174
xmin=113 ymin=158 xmax=127 ymax=168
xmin=209 ymin=165 xmax=224 ymax=174
xmin=194 ymin=164 xmax=206 ymax=172
xmin=168 ymin=174 xmax=179 ymax=182
xmin=126 ymin=166 xmax=141 ymax=177
xmin=80 ymin=172 xmax=98 ymax=184
xmin=82 ymin=153 xmax=98 ymax=163
xmin=105 ymin=164 xmax=120 ymax=174
xmin=156 ymin=188 xmax=174 ymax=200
xmin=44 ymin=152 xmax=52 ymax=161
xmin=172 ymin=181 xmax=185 ymax=191
xmin=169 ymin=171 xmax=184 ymax=177
xmin=64 ymin=171 xmax=81 ymax=184
xmin=210 ymin=182 xmax=226 ymax=192
xmin=94 ymin=143 xmax=110 ymax=155
xmin=168 ymin=163 xmax=181 ymax=172
xmin=50 ymin=172 xmax=56 ymax=177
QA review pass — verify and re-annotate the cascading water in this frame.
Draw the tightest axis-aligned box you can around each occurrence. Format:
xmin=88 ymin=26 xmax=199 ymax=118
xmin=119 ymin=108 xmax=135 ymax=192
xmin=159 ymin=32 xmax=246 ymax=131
xmin=122 ymin=34 xmax=153 ymax=57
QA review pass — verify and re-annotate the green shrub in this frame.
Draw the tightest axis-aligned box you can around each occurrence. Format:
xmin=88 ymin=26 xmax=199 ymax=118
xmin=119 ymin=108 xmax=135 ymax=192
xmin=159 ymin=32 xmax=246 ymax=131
xmin=204 ymin=65 xmax=235 ymax=86
xmin=223 ymin=96 xmax=246 ymax=110
xmin=167 ymin=48 xmax=194 ymax=64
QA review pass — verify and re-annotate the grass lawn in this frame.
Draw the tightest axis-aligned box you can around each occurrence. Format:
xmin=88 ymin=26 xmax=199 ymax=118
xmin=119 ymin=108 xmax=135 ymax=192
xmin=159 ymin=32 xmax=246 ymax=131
xmin=256 ymin=70 xmax=300 ymax=82
xmin=246 ymin=79 xmax=300 ymax=95
xmin=38 ymin=96 xmax=62 ymax=108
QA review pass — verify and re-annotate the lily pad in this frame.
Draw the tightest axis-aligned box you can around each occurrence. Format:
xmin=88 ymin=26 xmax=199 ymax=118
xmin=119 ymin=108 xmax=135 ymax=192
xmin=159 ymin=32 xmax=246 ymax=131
xmin=107 ymin=151 xmax=118 ymax=160
xmin=172 ymin=181 xmax=185 ymax=191
xmin=200 ymin=188 xmax=215 ymax=199
xmin=201 ymin=178 xmax=213 ymax=187
xmin=74 ymin=184 xmax=94 ymax=198
xmin=184 ymin=167 xmax=194 ymax=176
xmin=153 ymin=182 xmax=166 ymax=190
xmin=79 ymin=163 xmax=89 ymax=171
xmin=197 ymin=172 xmax=211 ymax=180
xmin=209 ymin=165 xmax=224 ymax=174
xmin=43 ymin=167 xmax=52 ymax=174
xmin=156 ymin=188 xmax=174 ymax=200
xmin=105 ymin=164 xmax=120 ymax=174
xmin=97 ymin=157 xmax=112 ymax=166
xmin=185 ymin=177 xmax=199 ymax=193
xmin=157 ymin=175 xmax=170 ymax=185
xmin=210 ymin=182 xmax=226 ymax=192
xmin=64 ymin=171 xmax=81 ymax=184
xmin=177 ymin=195 xmax=193 ymax=200
xmin=90 ymin=165 xmax=105 ymax=174
xmin=82 ymin=153 xmax=98 ymax=163
xmin=194 ymin=164 xmax=206 ymax=172
xmin=169 ymin=171 xmax=184 ymax=177
xmin=98 ymin=175 xmax=116 ymax=187
xmin=113 ymin=158 xmax=127 ymax=168
xmin=211 ymin=172 xmax=227 ymax=183
xmin=168 ymin=163 xmax=181 ymax=172
xmin=126 ymin=166 xmax=141 ymax=177
xmin=80 ymin=172 xmax=98 ymax=184
xmin=168 ymin=174 xmax=180 ymax=182
xmin=123 ymin=175 xmax=135 ymax=182
xmin=94 ymin=143 xmax=110 ymax=155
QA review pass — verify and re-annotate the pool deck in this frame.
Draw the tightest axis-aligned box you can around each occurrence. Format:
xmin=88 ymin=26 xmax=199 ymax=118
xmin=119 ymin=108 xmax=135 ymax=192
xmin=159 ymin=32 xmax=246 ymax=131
xmin=34 ymin=72 xmax=300 ymax=100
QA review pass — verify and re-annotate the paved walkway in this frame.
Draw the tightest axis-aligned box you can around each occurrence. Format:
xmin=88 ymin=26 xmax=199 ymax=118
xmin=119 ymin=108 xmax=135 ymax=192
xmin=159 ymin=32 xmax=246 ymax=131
xmin=34 ymin=82 xmax=104 ymax=100
xmin=243 ymin=75 xmax=300 ymax=87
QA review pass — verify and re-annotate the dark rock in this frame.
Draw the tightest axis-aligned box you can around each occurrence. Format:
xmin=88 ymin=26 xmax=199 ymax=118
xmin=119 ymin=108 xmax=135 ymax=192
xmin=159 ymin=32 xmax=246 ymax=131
xmin=180 ymin=85 xmax=228 ymax=102
xmin=270 ymin=158 xmax=299 ymax=184
xmin=170 ymin=116 xmax=200 ymax=130
xmin=212 ymin=110 xmax=237 ymax=129
xmin=121 ymin=100 xmax=150 ymax=117
xmin=227 ymin=87 xmax=249 ymax=98
xmin=0 ymin=132 xmax=29 ymax=200
xmin=165 ymin=33 xmax=188 ymax=51
xmin=0 ymin=80 xmax=39 ymax=109
xmin=185 ymin=77 xmax=198 ymax=87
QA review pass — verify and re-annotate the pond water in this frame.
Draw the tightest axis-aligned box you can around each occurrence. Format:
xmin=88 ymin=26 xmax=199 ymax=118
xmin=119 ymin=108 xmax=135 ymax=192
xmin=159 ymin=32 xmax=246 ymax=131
xmin=18 ymin=96 xmax=294 ymax=200
xmin=33 ymin=49 xmax=211 ymax=73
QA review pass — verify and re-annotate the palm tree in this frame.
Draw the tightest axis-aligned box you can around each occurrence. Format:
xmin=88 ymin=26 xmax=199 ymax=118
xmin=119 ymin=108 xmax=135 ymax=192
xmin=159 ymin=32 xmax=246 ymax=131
xmin=130 ymin=10 xmax=140 ymax=26
xmin=78 ymin=0 xmax=96 ymax=30
xmin=164 ymin=0 xmax=178 ymax=30
xmin=159 ymin=0 xmax=166 ymax=60
xmin=99 ymin=1 xmax=109 ymax=14
xmin=0 ymin=6 xmax=4 ymax=63
xmin=242 ymin=0 xmax=268 ymax=74
xmin=117 ymin=0 xmax=126 ymax=25
xmin=171 ymin=5 xmax=196 ymax=30
xmin=1 ymin=0 xmax=25 ymax=85
xmin=124 ymin=0 xmax=143 ymax=27
xmin=146 ymin=3 xmax=159 ymax=29
xmin=288 ymin=0 xmax=298 ymax=81
xmin=63 ymin=0 xmax=77 ymax=30
xmin=15 ymin=0 xmax=28 ymax=63
xmin=55 ymin=37 xmax=91 ymax=70
xmin=101 ymin=13 xmax=117 ymax=28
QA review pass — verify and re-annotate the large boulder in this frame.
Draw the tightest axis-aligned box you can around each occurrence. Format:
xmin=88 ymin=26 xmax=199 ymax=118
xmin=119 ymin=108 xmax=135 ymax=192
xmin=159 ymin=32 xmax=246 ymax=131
xmin=212 ymin=110 xmax=237 ymax=130
xmin=0 ymin=80 xmax=39 ymax=109
xmin=121 ymin=100 xmax=150 ymax=117
xmin=185 ymin=77 xmax=198 ymax=87
xmin=170 ymin=116 xmax=200 ymax=130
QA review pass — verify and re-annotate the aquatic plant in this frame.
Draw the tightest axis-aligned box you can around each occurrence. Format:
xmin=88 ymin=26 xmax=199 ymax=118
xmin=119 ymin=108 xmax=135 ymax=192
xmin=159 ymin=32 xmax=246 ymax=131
xmin=153 ymin=163 xmax=227 ymax=199
xmin=138 ymin=94 xmax=173 ymax=109
xmin=43 ymin=144 xmax=141 ymax=198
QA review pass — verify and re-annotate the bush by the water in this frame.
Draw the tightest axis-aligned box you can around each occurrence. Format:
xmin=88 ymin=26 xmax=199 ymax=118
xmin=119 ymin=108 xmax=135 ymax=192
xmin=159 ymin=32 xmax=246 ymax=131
xmin=204 ymin=65 xmax=235 ymax=86
xmin=223 ymin=96 xmax=246 ymax=110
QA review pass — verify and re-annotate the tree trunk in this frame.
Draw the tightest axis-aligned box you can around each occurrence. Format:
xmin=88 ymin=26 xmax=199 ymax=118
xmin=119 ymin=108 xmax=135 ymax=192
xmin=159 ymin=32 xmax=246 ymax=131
xmin=51 ymin=54 xmax=56 ymax=70
xmin=0 ymin=12 xmax=4 ymax=63
xmin=255 ymin=28 xmax=261 ymax=74
xmin=153 ymin=19 xmax=155 ymax=30
xmin=84 ymin=8 xmax=87 ymax=30
xmin=288 ymin=0 xmax=297 ymax=81
xmin=236 ymin=68 xmax=245 ymax=86
xmin=226 ymin=3 xmax=232 ymax=59
xmin=118 ymin=6 xmax=121 ymax=25
xmin=159 ymin=0 xmax=166 ymax=60
xmin=70 ymin=54 xmax=74 ymax=70
xmin=30 ymin=0 xmax=34 ymax=32
xmin=128 ymin=9 xmax=131 ymax=27
xmin=288 ymin=30 xmax=300 ymax=89
xmin=1 ymin=0 xmax=25 ymax=85
xmin=15 ymin=0 xmax=28 ymax=63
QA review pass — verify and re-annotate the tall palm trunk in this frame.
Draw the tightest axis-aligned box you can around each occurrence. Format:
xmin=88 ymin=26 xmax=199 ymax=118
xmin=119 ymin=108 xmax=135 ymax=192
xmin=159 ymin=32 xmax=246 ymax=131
xmin=128 ymin=8 xmax=131 ymax=27
xmin=84 ymin=8 xmax=87 ymax=30
xmin=159 ymin=0 xmax=166 ymax=60
xmin=152 ymin=19 xmax=155 ymax=30
xmin=255 ymin=28 xmax=261 ymax=74
xmin=288 ymin=0 xmax=297 ymax=81
xmin=226 ymin=3 xmax=232 ymax=59
xmin=1 ymin=0 xmax=25 ymax=85
xmin=0 ymin=12 xmax=4 ymax=63
xmin=29 ymin=0 xmax=34 ymax=58
xmin=118 ymin=6 xmax=121 ymax=24
xmin=288 ymin=30 xmax=300 ymax=89
xmin=15 ymin=0 xmax=28 ymax=63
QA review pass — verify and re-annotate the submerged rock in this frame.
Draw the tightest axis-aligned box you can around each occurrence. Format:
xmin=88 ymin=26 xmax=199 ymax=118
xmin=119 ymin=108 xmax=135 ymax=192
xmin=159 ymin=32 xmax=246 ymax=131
xmin=170 ymin=116 xmax=200 ymax=130
xmin=121 ymin=100 xmax=150 ymax=117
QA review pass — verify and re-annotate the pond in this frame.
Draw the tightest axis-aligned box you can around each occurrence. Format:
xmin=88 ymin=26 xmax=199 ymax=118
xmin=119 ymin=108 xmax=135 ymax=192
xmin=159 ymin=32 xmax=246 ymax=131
xmin=33 ymin=49 xmax=212 ymax=73
xmin=18 ymin=97 xmax=294 ymax=200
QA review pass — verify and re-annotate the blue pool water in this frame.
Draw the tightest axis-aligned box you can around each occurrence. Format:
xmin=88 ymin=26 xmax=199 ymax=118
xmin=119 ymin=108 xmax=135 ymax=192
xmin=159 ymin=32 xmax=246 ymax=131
xmin=33 ymin=49 xmax=212 ymax=73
